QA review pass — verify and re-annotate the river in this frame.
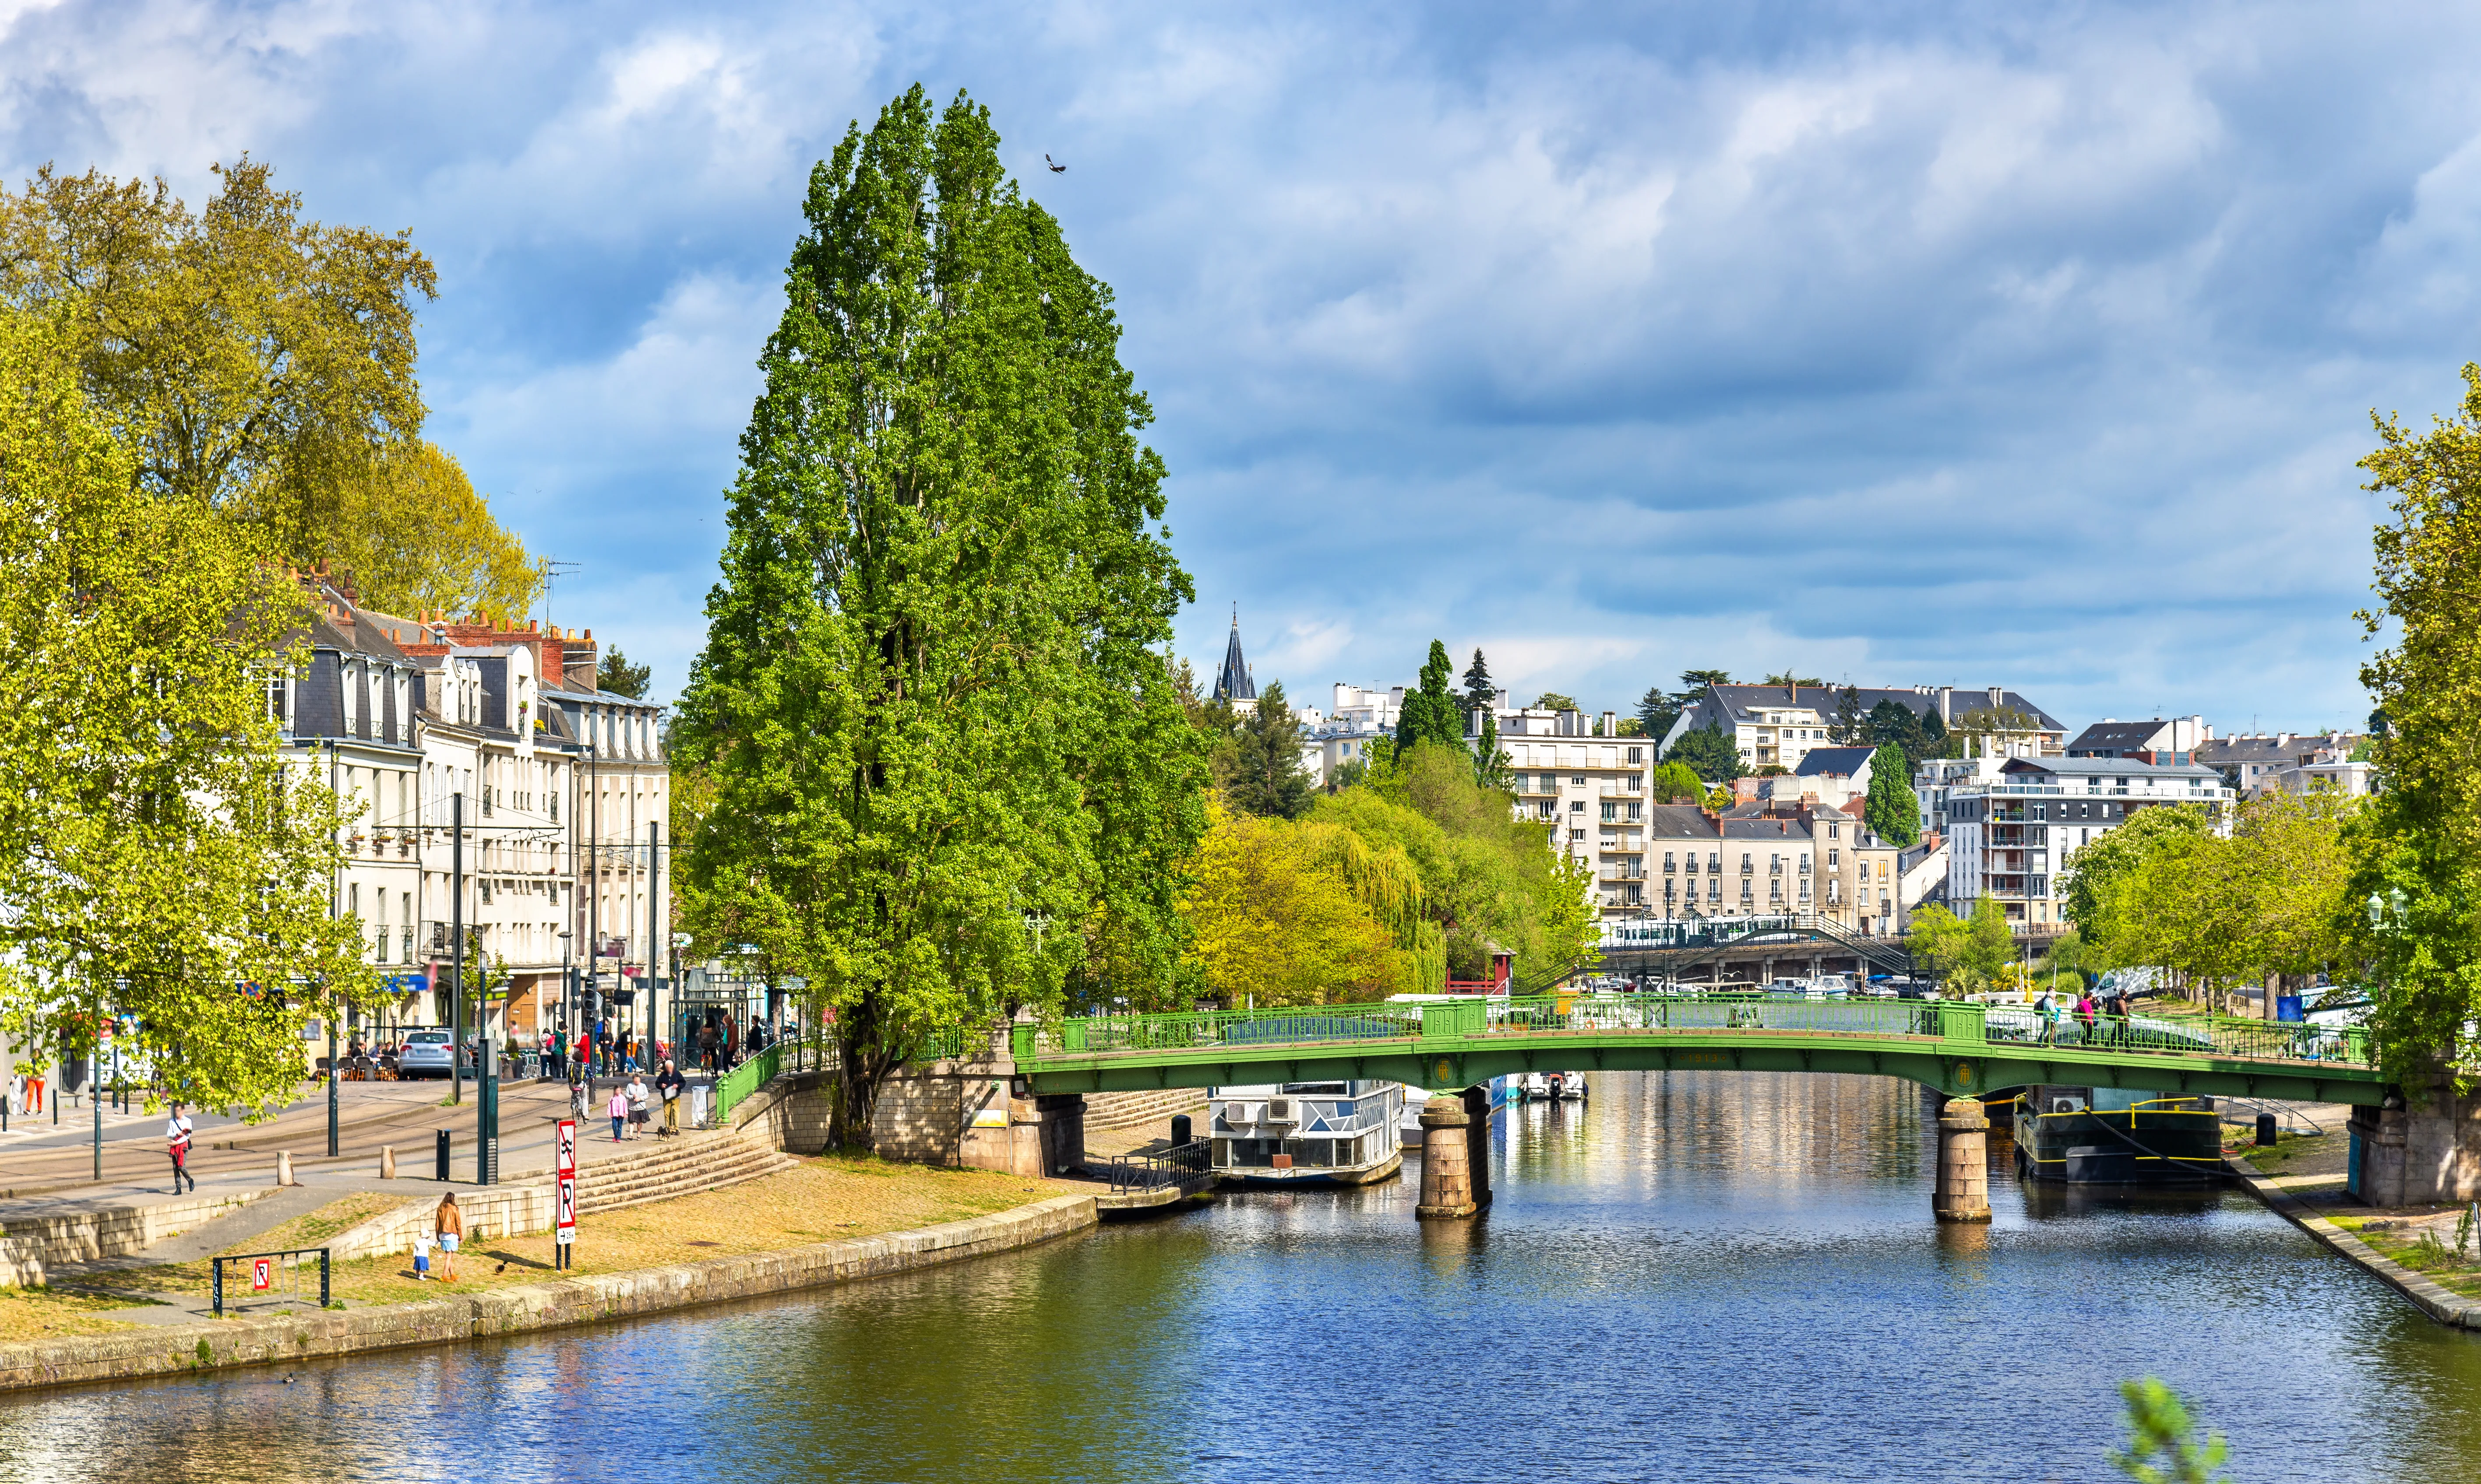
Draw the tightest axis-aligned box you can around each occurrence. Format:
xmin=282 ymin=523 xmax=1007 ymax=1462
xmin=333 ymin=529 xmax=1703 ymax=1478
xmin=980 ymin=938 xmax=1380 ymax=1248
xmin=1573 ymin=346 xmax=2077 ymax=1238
xmin=4 ymin=1070 xmax=2477 ymax=1482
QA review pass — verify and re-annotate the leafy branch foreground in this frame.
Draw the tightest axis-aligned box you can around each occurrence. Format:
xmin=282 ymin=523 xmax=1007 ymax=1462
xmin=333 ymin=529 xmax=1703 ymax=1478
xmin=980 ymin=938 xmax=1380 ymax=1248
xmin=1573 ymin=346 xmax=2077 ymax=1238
xmin=2113 ymin=1377 xmax=2231 ymax=1484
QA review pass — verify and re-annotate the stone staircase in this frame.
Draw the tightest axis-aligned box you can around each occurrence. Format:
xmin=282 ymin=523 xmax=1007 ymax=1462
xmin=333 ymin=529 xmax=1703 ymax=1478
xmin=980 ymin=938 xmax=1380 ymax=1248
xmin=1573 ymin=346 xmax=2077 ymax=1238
xmin=571 ymin=1132 xmax=798 ymax=1217
xmin=1083 ymin=1087 xmax=1208 ymax=1132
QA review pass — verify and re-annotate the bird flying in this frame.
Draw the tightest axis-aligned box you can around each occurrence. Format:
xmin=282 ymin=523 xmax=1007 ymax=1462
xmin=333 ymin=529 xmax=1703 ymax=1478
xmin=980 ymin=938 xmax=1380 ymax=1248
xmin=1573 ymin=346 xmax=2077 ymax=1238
xmin=1045 ymin=154 xmax=1066 ymax=173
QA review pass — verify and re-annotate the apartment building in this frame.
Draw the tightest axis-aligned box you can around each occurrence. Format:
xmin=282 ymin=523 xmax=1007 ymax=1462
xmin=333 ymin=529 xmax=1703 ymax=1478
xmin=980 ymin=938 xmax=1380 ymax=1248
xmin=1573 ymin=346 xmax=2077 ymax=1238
xmin=540 ymin=645 xmax=671 ymax=1015
xmin=2065 ymin=716 xmax=2211 ymax=764
xmin=1636 ymin=802 xmax=1903 ymax=934
xmin=1944 ymin=756 xmax=2233 ymax=927
xmin=272 ymin=577 xmax=431 ymax=1031
xmin=2197 ymin=732 xmax=2372 ymax=798
xmin=1300 ymin=682 xmax=1402 ymax=788
xmin=1473 ymin=706 xmax=1649 ymax=918
xmin=1662 ymin=683 xmax=2064 ymax=774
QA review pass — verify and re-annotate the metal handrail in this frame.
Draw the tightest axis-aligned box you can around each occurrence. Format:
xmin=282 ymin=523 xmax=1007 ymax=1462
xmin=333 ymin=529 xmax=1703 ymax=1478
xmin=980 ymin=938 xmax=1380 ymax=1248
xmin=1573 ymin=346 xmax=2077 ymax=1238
xmin=212 ymin=1247 xmax=331 ymax=1316
xmin=1014 ymin=991 xmax=2376 ymax=1072
xmin=1110 ymin=1140 xmax=1213 ymax=1195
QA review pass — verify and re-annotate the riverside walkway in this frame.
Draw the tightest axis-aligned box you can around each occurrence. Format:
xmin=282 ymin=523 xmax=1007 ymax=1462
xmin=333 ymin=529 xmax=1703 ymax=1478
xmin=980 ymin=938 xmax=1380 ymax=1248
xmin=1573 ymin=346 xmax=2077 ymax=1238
xmin=1008 ymin=994 xmax=2389 ymax=1105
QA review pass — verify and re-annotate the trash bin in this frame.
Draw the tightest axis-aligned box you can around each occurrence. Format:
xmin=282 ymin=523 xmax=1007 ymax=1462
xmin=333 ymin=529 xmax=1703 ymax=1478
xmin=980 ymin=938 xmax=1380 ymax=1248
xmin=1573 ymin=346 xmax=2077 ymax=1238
xmin=435 ymin=1128 xmax=452 ymax=1181
xmin=1170 ymin=1114 xmax=1192 ymax=1147
xmin=2256 ymin=1112 xmax=2278 ymax=1148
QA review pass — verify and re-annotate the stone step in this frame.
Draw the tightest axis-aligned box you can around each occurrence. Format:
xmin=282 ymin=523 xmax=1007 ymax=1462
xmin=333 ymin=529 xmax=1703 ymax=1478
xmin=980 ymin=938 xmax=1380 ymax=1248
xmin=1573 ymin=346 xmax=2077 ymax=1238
xmin=572 ymin=1137 xmax=793 ymax=1213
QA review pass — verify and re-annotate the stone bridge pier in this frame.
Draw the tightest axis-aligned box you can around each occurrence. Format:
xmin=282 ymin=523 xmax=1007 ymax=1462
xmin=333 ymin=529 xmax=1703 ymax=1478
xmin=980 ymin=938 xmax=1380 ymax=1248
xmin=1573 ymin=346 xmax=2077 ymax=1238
xmin=1415 ymin=1086 xmax=1495 ymax=1220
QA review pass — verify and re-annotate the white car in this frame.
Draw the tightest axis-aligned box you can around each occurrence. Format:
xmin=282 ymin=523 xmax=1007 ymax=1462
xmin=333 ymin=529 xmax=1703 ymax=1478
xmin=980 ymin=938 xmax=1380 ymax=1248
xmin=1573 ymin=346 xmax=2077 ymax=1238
xmin=397 ymin=1028 xmax=455 ymax=1079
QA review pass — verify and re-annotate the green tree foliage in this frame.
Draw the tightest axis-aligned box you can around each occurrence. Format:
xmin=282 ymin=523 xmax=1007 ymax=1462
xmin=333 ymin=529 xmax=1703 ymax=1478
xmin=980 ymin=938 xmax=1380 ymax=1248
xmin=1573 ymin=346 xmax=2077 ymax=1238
xmin=1908 ymin=899 xmax=2014 ymax=992
xmin=1472 ymin=708 xmax=1513 ymax=791
xmin=1665 ymin=723 xmax=1745 ymax=783
xmin=0 ymin=161 xmax=543 ymax=625
xmin=1829 ymin=685 xmax=1865 ymax=744
xmin=1394 ymin=641 xmax=1463 ymax=750
xmin=1230 ymin=681 xmax=1313 ymax=819
xmin=1460 ymin=648 xmax=1495 ymax=713
xmin=2058 ymin=804 xmax=2214 ymax=955
xmin=1181 ymin=804 xmax=1423 ymax=1005
xmin=2110 ymin=1378 xmax=2229 ymax=1484
xmin=2069 ymin=795 xmax=2354 ymax=1015
xmin=1533 ymin=691 xmax=1579 ymax=713
xmin=1317 ymin=743 xmax=1596 ymax=986
xmin=1650 ymin=760 xmax=1706 ymax=804
xmin=672 ymin=87 xmax=1208 ymax=1145
xmin=1762 ymin=671 xmax=1824 ymax=687
xmin=329 ymin=441 xmax=543 ymax=622
xmin=596 ymin=647 xmax=653 ymax=700
xmin=1866 ymin=698 xmax=1946 ymax=769
xmin=0 ymin=308 xmax=374 ymax=1112
xmin=1639 ymin=668 xmax=1731 ymax=746
xmin=1863 ymin=742 xmax=1921 ymax=847
xmin=2350 ymin=362 xmax=2481 ymax=1087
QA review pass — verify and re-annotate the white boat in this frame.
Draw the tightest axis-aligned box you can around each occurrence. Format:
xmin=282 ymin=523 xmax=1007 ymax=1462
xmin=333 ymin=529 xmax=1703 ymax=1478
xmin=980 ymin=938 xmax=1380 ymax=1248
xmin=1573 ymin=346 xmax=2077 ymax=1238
xmin=1209 ymin=1081 xmax=1406 ymax=1185
xmin=1397 ymin=1086 xmax=1433 ymax=1148
xmin=1546 ymin=1071 xmax=1588 ymax=1101
xmin=1519 ymin=1071 xmax=1551 ymax=1101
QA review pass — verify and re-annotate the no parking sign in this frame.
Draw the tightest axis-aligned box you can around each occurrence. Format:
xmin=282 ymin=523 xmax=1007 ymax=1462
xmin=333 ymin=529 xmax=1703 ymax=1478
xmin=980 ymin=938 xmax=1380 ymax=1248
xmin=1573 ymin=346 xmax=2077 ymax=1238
xmin=251 ymin=1258 xmax=272 ymax=1291
xmin=556 ymin=1118 xmax=578 ymax=1248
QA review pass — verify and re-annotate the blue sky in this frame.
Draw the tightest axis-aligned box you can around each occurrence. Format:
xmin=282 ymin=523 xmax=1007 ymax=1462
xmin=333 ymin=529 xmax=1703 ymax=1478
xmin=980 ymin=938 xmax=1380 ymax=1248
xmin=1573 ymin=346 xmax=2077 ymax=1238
xmin=7 ymin=1 xmax=2477 ymax=737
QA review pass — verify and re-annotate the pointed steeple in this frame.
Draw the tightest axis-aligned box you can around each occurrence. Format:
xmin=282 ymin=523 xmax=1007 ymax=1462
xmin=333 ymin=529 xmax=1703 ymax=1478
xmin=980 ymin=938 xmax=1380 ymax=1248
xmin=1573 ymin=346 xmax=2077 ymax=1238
xmin=1212 ymin=609 xmax=1257 ymax=703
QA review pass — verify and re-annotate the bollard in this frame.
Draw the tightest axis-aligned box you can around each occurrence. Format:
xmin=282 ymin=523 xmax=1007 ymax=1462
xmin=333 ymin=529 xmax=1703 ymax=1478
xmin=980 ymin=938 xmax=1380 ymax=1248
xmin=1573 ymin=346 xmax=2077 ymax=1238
xmin=1170 ymin=1113 xmax=1191 ymax=1148
xmin=381 ymin=1145 xmax=396 ymax=1180
xmin=435 ymin=1129 xmax=452 ymax=1182
xmin=1933 ymin=1097 xmax=1991 ymax=1224
xmin=276 ymin=1150 xmax=296 ymax=1188
xmin=2256 ymin=1112 xmax=2278 ymax=1148
xmin=1415 ymin=1095 xmax=1476 ymax=1219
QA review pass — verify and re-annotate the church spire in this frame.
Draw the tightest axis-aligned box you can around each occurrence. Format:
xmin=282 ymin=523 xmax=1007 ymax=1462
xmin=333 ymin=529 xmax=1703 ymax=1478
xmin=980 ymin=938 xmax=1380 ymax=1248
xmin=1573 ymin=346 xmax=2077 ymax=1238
xmin=1212 ymin=610 xmax=1257 ymax=703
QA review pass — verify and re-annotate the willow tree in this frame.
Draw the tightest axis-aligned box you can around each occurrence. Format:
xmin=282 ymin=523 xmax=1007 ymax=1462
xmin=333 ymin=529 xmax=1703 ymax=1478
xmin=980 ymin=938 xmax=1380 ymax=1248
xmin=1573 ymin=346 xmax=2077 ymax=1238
xmin=674 ymin=88 xmax=1208 ymax=1145
xmin=0 ymin=308 xmax=375 ymax=1111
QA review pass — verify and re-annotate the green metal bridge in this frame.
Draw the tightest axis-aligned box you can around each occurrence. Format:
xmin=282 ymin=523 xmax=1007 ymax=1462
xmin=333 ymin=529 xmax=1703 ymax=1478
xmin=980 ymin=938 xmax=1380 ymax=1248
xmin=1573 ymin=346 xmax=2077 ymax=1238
xmin=1008 ymin=993 xmax=2389 ymax=1105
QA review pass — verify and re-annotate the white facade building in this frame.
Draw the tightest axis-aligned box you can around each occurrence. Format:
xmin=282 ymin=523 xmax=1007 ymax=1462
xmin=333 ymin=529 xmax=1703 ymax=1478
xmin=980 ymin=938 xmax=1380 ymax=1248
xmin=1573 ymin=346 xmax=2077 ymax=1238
xmin=1943 ymin=757 xmax=2233 ymax=928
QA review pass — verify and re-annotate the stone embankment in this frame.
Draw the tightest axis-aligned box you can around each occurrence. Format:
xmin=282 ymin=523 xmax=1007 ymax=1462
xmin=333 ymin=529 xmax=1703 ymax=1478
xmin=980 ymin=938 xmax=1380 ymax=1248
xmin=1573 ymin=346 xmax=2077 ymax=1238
xmin=0 ymin=1193 xmax=1098 ymax=1393
xmin=2224 ymin=1155 xmax=2481 ymax=1329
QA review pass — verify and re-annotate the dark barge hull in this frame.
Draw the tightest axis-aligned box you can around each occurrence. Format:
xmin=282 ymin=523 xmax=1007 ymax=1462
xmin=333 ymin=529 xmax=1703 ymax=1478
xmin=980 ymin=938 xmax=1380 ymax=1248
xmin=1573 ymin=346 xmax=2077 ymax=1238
xmin=2015 ymin=1107 xmax=2222 ymax=1185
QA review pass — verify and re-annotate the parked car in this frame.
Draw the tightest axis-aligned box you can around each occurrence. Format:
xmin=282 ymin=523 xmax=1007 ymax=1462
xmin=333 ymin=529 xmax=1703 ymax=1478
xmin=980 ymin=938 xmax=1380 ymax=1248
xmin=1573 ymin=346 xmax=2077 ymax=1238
xmin=397 ymin=1028 xmax=455 ymax=1079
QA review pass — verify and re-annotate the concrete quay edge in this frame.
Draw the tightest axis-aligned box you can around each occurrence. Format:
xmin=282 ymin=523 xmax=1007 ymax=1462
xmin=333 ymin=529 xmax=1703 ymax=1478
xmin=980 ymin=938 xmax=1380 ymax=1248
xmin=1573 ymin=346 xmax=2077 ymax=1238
xmin=0 ymin=1192 xmax=1098 ymax=1394
xmin=2223 ymin=1155 xmax=2481 ymax=1329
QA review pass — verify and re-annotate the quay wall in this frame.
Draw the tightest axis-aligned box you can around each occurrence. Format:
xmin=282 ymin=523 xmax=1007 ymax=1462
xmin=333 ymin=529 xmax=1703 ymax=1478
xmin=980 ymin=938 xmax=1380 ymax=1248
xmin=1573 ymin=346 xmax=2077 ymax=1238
xmin=0 ymin=1193 xmax=1099 ymax=1394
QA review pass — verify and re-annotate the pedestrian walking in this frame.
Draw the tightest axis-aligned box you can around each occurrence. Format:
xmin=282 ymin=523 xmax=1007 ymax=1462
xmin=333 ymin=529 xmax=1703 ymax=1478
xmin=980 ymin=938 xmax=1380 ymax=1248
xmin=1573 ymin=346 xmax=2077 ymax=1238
xmin=2034 ymin=991 xmax=2058 ymax=1046
xmin=626 ymin=1073 xmax=650 ymax=1138
xmin=434 ymin=1193 xmax=464 ymax=1282
xmin=606 ymin=1082 xmax=627 ymax=1142
xmin=26 ymin=1069 xmax=42 ymax=1115
xmin=698 ymin=1020 xmax=718 ymax=1072
xmin=166 ymin=1101 xmax=195 ymax=1193
xmin=656 ymin=1059 xmax=684 ymax=1137
xmin=2075 ymin=988 xmax=2097 ymax=1045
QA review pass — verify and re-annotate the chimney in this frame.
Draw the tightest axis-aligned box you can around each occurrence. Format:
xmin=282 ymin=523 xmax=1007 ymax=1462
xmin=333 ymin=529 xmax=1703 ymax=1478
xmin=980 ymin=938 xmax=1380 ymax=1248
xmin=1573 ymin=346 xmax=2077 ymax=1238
xmin=1936 ymin=686 xmax=1954 ymax=723
xmin=1987 ymin=686 xmax=2005 ymax=710
xmin=1601 ymin=710 xmax=1618 ymax=737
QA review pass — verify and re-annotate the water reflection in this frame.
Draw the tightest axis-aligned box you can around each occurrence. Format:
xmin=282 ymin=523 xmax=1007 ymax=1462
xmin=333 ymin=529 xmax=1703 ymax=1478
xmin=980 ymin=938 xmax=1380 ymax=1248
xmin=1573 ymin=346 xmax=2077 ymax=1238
xmin=5 ymin=1070 xmax=2479 ymax=1484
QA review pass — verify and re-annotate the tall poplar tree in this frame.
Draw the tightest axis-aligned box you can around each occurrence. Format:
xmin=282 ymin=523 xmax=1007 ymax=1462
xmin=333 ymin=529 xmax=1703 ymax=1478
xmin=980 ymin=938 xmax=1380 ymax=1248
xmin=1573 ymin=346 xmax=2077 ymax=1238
xmin=1393 ymin=640 xmax=1463 ymax=750
xmin=673 ymin=88 xmax=1208 ymax=1145
xmin=2348 ymin=362 xmax=2481 ymax=1088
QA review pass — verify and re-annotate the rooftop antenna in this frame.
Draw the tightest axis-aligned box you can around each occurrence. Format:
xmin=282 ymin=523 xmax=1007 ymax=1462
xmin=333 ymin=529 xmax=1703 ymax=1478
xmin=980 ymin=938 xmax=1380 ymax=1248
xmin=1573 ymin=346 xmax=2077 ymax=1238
xmin=539 ymin=556 xmax=581 ymax=633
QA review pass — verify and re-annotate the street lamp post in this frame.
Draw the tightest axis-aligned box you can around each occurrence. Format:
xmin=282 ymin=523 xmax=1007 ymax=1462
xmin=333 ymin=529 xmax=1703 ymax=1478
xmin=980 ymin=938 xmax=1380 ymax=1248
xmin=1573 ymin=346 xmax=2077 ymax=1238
xmin=327 ymin=739 xmax=342 ymax=1158
xmin=451 ymin=790 xmax=465 ymax=1106
xmin=557 ymin=928 xmax=573 ymax=1082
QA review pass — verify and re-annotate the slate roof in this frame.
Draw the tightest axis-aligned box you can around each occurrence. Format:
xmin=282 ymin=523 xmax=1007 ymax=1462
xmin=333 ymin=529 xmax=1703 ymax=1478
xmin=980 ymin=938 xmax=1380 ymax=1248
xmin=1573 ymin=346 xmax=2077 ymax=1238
xmin=2064 ymin=721 xmax=2172 ymax=756
xmin=1212 ymin=616 xmax=1256 ymax=703
xmin=1684 ymin=684 xmax=2064 ymax=734
xmin=1796 ymin=746 xmax=1875 ymax=776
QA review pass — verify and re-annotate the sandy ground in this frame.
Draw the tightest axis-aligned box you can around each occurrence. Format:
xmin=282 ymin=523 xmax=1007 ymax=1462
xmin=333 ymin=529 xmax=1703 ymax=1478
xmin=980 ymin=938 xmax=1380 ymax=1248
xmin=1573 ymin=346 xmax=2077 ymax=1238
xmin=15 ymin=1157 xmax=1088 ymax=1336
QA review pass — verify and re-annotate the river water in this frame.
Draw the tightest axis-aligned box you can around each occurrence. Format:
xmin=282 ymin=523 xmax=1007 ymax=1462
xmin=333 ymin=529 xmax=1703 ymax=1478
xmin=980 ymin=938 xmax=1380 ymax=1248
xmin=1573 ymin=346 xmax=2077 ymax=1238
xmin=5 ymin=1070 xmax=2477 ymax=1482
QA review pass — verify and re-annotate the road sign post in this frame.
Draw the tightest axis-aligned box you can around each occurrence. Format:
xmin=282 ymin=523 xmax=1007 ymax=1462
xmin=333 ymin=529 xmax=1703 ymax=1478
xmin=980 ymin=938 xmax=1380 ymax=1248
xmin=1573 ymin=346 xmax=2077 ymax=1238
xmin=554 ymin=1118 xmax=578 ymax=1269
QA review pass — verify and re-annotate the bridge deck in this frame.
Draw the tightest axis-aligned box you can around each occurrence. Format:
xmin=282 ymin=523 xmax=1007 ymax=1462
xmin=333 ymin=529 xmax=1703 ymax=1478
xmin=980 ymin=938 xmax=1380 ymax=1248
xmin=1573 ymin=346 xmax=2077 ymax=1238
xmin=1010 ymin=994 xmax=2386 ymax=1105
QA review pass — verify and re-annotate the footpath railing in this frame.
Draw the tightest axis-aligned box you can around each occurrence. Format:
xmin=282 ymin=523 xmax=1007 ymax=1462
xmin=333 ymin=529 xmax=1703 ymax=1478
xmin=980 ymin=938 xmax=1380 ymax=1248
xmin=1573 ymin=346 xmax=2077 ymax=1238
xmin=703 ymin=1022 xmax=977 ymax=1128
xmin=1108 ymin=1139 xmax=1214 ymax=1196
xmin=1011 ymin=992 xmax=2377 ymax=1073
xmin=212 ymin=1247 xmax=330 ymax=1317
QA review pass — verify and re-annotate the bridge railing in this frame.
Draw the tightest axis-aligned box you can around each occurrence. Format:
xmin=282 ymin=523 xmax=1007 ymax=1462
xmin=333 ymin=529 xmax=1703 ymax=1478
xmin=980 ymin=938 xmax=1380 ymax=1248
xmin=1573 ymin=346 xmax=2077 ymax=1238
xmin=1013 ymin=991 xmax=2375 ymax=1072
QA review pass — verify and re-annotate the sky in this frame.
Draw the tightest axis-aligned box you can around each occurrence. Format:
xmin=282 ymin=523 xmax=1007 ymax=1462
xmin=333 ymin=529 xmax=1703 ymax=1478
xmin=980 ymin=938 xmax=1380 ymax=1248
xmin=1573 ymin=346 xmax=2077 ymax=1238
xmin=5 ymin=1 xmax=2478 ymax=738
